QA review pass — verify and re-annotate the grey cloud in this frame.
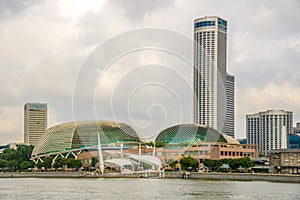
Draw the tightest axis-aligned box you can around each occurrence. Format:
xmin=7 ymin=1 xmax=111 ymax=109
xmin=0 ymin=0 xmax=44 ymax=19
xmin=1 ymin=0 xmax=300 ymax=143
xmin=110 ymin=0 xmax=175 ymax=23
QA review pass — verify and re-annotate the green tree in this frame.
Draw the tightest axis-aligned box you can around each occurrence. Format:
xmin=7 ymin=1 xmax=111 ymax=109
xmin=238 ymin=157 xmax=254 ymax=168
xmin=155 ymin=141 xmax=166 ymax=147
xmin=0 ymin=159 xmax=9 ymax=170
xmin=203 ymin=157 xmax=254 ymax=172
xmin=8 ymin=160 xmax=19 ymax=172
xmin=203 ymin=159 xmax=222 ymax=171
xmin=91 ymin=157 xmax=98 ymax=168
xmin=41 ymin=157 xmax=53 ymax=170
xmin=17 ymin=145 xmax=34 ymax=161
xmin=67 ymin=158 xmax=82 ymax=170
xmin=180 ymin=156 xmax=199 ymax=171
xmin=144 ymin=142 xmax=154 ymax=147
xmin=0 ymin=145 xmax=34 ymax=171
xmin=53 ymin=157 xmax=68 ymax=169
xmin=20 ymin=161 xmax=34 ymax=171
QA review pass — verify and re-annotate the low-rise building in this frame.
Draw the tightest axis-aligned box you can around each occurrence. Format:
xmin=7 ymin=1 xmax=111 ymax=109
xmin=269 ymin=149 xmax=300 ymax=174
xmin=155 ymin=142 xmax=258 ymax=166
xmin=154 ymin=124 xmax=258 ymax=166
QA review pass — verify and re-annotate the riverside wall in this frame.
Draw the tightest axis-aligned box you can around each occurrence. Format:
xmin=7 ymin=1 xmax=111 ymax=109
xmin=0 ymin=172 xmax=300 ymax=183
xmin=165 ymin=172 xmax=300 ymax=183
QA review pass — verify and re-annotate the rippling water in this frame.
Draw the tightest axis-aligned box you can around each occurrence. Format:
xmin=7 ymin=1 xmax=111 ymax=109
xmin=0 ymin=178 xmax=299 ymax=199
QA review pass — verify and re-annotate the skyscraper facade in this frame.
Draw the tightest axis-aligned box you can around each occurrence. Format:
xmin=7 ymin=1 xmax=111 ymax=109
xmin=193 ymin=16 xmax=228 ymax=133
xmin=226 ymin=73 xmax=235 ymax=138
xmin=24 ymin=103 xmax=47 ymax=146
xmin=246 ymin=110 xmax=293 ymax=155
xmin=246 ymin=113 xmax=260 ymax=146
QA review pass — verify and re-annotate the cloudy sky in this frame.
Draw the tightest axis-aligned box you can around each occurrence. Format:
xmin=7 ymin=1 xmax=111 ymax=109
xmin=1 ymin=0 xmax=300 ymax=144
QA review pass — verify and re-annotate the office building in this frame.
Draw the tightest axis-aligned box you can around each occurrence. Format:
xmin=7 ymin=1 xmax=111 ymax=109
xmin=226 ymin=73 xmax=235 ymax=137
xmin=24 ymin=103 xmax=47 ymax=146
xmin=246 ymin=113 xmax=260 ymax=146
xmin=246 ymin=110 xmax=293 ymax=155
xmin=193 ymin=16 xmax=228 ymax=133
xmin=289 ymin=123 xmax=300 ymax=148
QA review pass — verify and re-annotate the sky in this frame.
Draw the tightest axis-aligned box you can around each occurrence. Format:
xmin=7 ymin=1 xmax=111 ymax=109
xmin=1 ymin=0 xmax=300 ymax=144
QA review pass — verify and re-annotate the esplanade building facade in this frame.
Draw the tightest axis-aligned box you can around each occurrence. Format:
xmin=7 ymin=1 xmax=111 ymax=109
xmin=31 ymin=121 xmax=258 ymax=170
xmin=31 ymin=121 xmax=142 ymax=162
xmin=154 ymin=124 xmax=258 ymax=166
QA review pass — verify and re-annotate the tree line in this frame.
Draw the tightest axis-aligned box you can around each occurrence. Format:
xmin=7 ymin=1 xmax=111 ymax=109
xmin=0 ymin=145 xmax=82 ymax=172
xmin=0 ymin=145 xmax=34 ymax=172
xmin=203 ymin=157 xmax=254 ymax=171
xmin=167 ymin=156 xmax=254 ymax=172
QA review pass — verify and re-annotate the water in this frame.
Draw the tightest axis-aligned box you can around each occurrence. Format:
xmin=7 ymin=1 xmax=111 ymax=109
xmin=0 ymin=178 xmax=299 ymax=200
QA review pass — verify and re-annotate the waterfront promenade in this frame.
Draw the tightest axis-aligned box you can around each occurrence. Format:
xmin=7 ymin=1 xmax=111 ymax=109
xmin=1 ymin=172 xmax=300 ymax=183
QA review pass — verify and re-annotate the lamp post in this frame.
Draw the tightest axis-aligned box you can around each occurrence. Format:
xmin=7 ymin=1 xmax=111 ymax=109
xmin=97 ymin=133 xmax=104 ymax=174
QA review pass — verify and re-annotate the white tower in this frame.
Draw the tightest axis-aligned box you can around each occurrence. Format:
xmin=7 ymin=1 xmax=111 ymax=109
xmin=194 ymin=16 xmax=227 ymax=133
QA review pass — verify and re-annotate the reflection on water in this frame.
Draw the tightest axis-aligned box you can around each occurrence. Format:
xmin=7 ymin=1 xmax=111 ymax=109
xmin=0 ymin=178 xmax=299 ymax=200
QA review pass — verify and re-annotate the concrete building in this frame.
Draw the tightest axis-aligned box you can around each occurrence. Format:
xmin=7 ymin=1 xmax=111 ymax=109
xmin=193 ymin=16 xmax=228 ymax=133
xmin=154 ymin=124 xmax=258 ymax=166
xmin=155 ymin=142 xmax=258 ymax=166
xmin=246 ymin=113 xmax=260 ymax=147
xmin=226 ymin=73 xmax=235 ymax=137
xmin=24 ymin=103 xmax=47 ymax=146
xmin=269 ymin=148 xmax=300 ymax=174
xmin=293 ymin=122 xmax=300 ymax=134
xmin=246 ymin=110 xmax=293 ymax=155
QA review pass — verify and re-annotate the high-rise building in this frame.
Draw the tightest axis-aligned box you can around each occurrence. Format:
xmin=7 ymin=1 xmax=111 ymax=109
xmin=193 ymin=16 xmax=228 ymax=133
xmin=226 ymin=73 xmax=235 ymax=137
xmin=246 ymin=113 xmax=260 ymax=146
xmin=24 ymin=103 xmax=47 ymax=146
xmin=246 ymin=110 xmax=293 ymax=155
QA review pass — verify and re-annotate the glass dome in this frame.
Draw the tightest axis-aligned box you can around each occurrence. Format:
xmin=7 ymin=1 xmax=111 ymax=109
xmin=32 ymin=121 xmax=141 ymax=156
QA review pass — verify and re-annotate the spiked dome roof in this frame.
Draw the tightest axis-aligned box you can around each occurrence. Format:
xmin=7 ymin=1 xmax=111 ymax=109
xmin=155 ymin=124 xmax=239 ymax=145
xmin=32 ymin=121 xmax=141 ymax=156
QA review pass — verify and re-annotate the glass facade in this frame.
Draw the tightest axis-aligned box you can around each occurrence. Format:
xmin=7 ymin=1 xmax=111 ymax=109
xmin=155 ymin=124 xmax=239 ymax=146
xmin=218 ymin=18 xmax=227 ymax=30
xmin=289 ymin=134 xmax=300 ymax=148
xmin=194 ymin=20 xmax=215 ymax=29
xmin=32 ymin=121 xmax=141 ymax=156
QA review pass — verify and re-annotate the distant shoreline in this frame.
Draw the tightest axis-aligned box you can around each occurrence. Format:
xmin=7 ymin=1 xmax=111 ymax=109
xmin=1 ymin=172 xmax=300 ymax=183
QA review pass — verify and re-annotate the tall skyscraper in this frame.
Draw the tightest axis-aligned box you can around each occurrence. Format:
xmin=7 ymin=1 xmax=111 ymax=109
xmin=193 ymin=16 xmax=228 ymax=133
xmin=24 ymin=103 xmax=47 ymax=146
xmin=226 ymin=73 xmax=235 ymax=138
xmin=246 ymin=110 xmax=293 ymax=155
